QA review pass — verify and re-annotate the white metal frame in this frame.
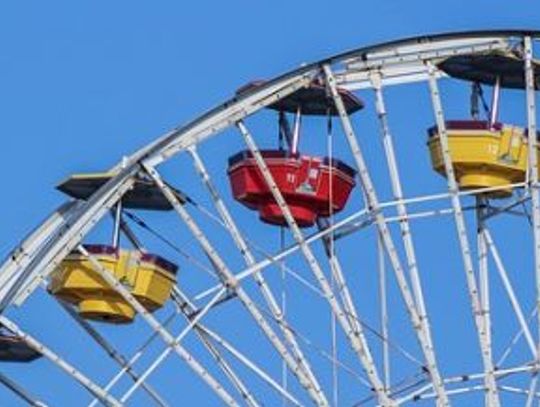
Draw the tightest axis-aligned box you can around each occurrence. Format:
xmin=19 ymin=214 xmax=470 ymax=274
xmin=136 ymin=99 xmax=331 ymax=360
xmin=426 ymin=63 xmax=500 ymax=406
xmin=143 ymin=163 xmax=329 ymax=407
xmin=325 ymin=64 xmax=450 ymax=406
xmin=0 ymin=316 xmax=122 ymax=407
xmin=0 ymin=31 xmax=538 ymax=406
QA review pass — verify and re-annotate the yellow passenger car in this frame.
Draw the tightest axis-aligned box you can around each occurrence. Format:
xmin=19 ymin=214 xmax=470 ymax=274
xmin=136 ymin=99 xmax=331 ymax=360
xmin=428 ymin=120 xmax=539 ymax=197
xmin=49 ymin=245 xmax=177 ymax=324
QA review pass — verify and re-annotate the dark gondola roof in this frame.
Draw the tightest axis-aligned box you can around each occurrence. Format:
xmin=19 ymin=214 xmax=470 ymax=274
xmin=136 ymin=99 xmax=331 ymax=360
xmin=57 ymin=173 xmax=186 ymax=211
xmin=237 ymin=80 xmax=364 ymax=116
xmin=438 ymin=50 xmax=540 ymax=89
xmin=0 ymin=333 xmax=41 ymax=363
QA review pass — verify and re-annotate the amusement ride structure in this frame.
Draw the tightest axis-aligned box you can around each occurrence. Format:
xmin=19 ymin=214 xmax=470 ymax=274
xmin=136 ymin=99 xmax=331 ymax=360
xmin=0 ymin=30 xmax=540 ymax=406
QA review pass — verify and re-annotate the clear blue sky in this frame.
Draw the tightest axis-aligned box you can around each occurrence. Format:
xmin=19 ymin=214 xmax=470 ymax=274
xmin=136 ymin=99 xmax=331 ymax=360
xmin=1 ymin=1 xmax=539 ymax=406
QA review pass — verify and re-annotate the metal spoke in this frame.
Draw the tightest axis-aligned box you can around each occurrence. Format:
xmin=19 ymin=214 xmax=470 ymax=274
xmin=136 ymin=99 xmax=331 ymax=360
xmin=198 ymin=324 xmax=304 ymax=407
xmin=193 ymin=196 xmax=513 ymax=304
xmin=3 ymin=173 xmax=138 ymax=312
xmin=58 ymin=300 xmax=168 ymax=407
xmin=377 ymin=232 xmax=391 ymax=390
xmin=236 ymin=120 xmax=394 ymax=405
xmin=524 ymin=34 xmax=540 ymax=358
xmin=317 ymin=218 xmax=385 ymax=387
xmin=0 ymin=200 xmax=84 ymax=310
xmin=119 ymin=286 xmax=228 ymax=403
xmin=426 ymin=62 xmax=500 ymax=406
xmin=497 ymin=306 xmax=537 ymax=367
xmin=482 ymin=228 xmax=536 ymax=357
xmin=88 ymin=312 xmax=178 ymax=407
xmin=143 ymin=163 xmax=329 ymax=407
xmin=0 ymin=316 xmax=122 ymax=407
xmin=2 ymin=31 xmax=540 ymax=407
xmin=476 ymin=198 xmax=497 ymax=407
xmin=0 ymin=69 xmax=319 ymax=314
xmin=188 ymin=146 xmax=326 ymax=401
xmin=324 ymin=64 xmax=449 ymax=406
xmin=371 ymin=71 xmax=437 ymax=348
xmin=0 ymin=372 xmax=47 ymax=407
xmin=170 ymin=287 xmax=260 ymax=407
xmin=525 ymin=373 xmax=539 ymax=407
xmin=396 ymin=364 xmax=538 ymax=404
xmin=77 ymin=245 xmax=239 ymax=407
xmin=371 ymin=71 xmax=444 ymax=393
xmin=172 ymin=287 xmax=301 ymax=407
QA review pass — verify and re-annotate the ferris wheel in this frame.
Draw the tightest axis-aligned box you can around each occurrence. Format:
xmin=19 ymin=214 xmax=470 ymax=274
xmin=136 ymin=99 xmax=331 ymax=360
xmin=1 ymin=29 xmax=540 ymax=406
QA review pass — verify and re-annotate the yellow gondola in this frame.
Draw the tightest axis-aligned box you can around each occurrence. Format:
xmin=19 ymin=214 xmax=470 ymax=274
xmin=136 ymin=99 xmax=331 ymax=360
xmin=49 ymin=245 xmax=177 ymax=324
xmin=428 ymin=120 xmax=539 ymax=198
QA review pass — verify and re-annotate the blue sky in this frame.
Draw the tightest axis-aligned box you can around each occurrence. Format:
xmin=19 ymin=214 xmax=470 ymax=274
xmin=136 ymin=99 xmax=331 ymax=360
xmin=1 ymin=1 xmax=540 ymax=406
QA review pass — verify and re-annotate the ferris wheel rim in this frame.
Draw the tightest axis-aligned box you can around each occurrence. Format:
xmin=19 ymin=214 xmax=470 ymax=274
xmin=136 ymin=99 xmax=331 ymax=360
xmin=2 ymin=28 xmax=533 ymax=310
xmin=1 ymin=29 xmax=540 ymax=406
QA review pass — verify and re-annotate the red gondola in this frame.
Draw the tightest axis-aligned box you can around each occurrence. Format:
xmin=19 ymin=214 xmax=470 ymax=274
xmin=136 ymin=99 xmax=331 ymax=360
xmin=228 ymin=81 xmax=361 ymax=227
xmin=229 ymin=151 xmax=356 ymax=227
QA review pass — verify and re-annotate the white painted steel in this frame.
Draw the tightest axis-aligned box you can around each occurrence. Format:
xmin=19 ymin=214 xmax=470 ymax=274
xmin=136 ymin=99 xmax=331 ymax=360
xmin=120 ymin=287 xmax=227 ymax=403
xmin=0 ymin=201 xmax=84 ymax=309
xmin=88 ymin=312 xmax=178 ymax=407
xmin=188 ymin=146 xmax=326 ymax=401
xmin=237 ymin=120 xmax=394 ymax=406
xmin=377 ymin=233 xmax=390 ymax=390
xmin=426 ymin=64 xmax=500 ymax=406
xmin=0 ymin=372 xmax=47 ymax=407
xmin=144 ymin=164 xmax=329 ymax=407
xmin=0 ymin=31 xmax=539 ymax=406
xmin=482 ymin=228 xmax=536 ymax=356
xmin=78 ymin=245 xmax=240 ymax=407
xmin=171 ymin=287 xmax=261 ymax=407
xmin=0 ymin=317 xmax=122 ymax=407
xmin=58 ymin=301 xmax=169 ymax=407
xmin=325 ymin=64 xmax=449 ymax=406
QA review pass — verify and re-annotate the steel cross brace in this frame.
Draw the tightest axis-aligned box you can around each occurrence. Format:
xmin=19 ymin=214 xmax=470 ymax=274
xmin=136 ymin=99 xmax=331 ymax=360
xmin=370 ymin=71 xmax=438 ymax=358
xmin=172 ymin=287 xmax=305 ymax=407
xmin=324 ymin=63 xmax=449 ymax=406
xmin=425 ymin=62 xmax=500 ymax=406
xmin=58 ymin=301 xmax=168 ymax=407
xmin=77 ymin=245 xmax=240 ymax=407
xmin=0 ymin=371 xmax=47 ymax=406
xmin=187 ymin=146 xmax=326 ymax=401
xmin=143 ymin=163 xmax=329 ymax=407
xmin=0 ymin=316 xmax=122 ymax=407
xmin=236 ymin=120 xmax=393 ymax=406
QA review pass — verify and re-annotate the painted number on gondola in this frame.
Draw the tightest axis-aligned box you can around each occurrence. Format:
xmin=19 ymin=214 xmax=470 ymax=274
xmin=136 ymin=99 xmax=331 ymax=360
xmin=287 ymin=173 xmax=296 ymax=184
xmin=487 ymin=144 xmax=499 ymax=155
